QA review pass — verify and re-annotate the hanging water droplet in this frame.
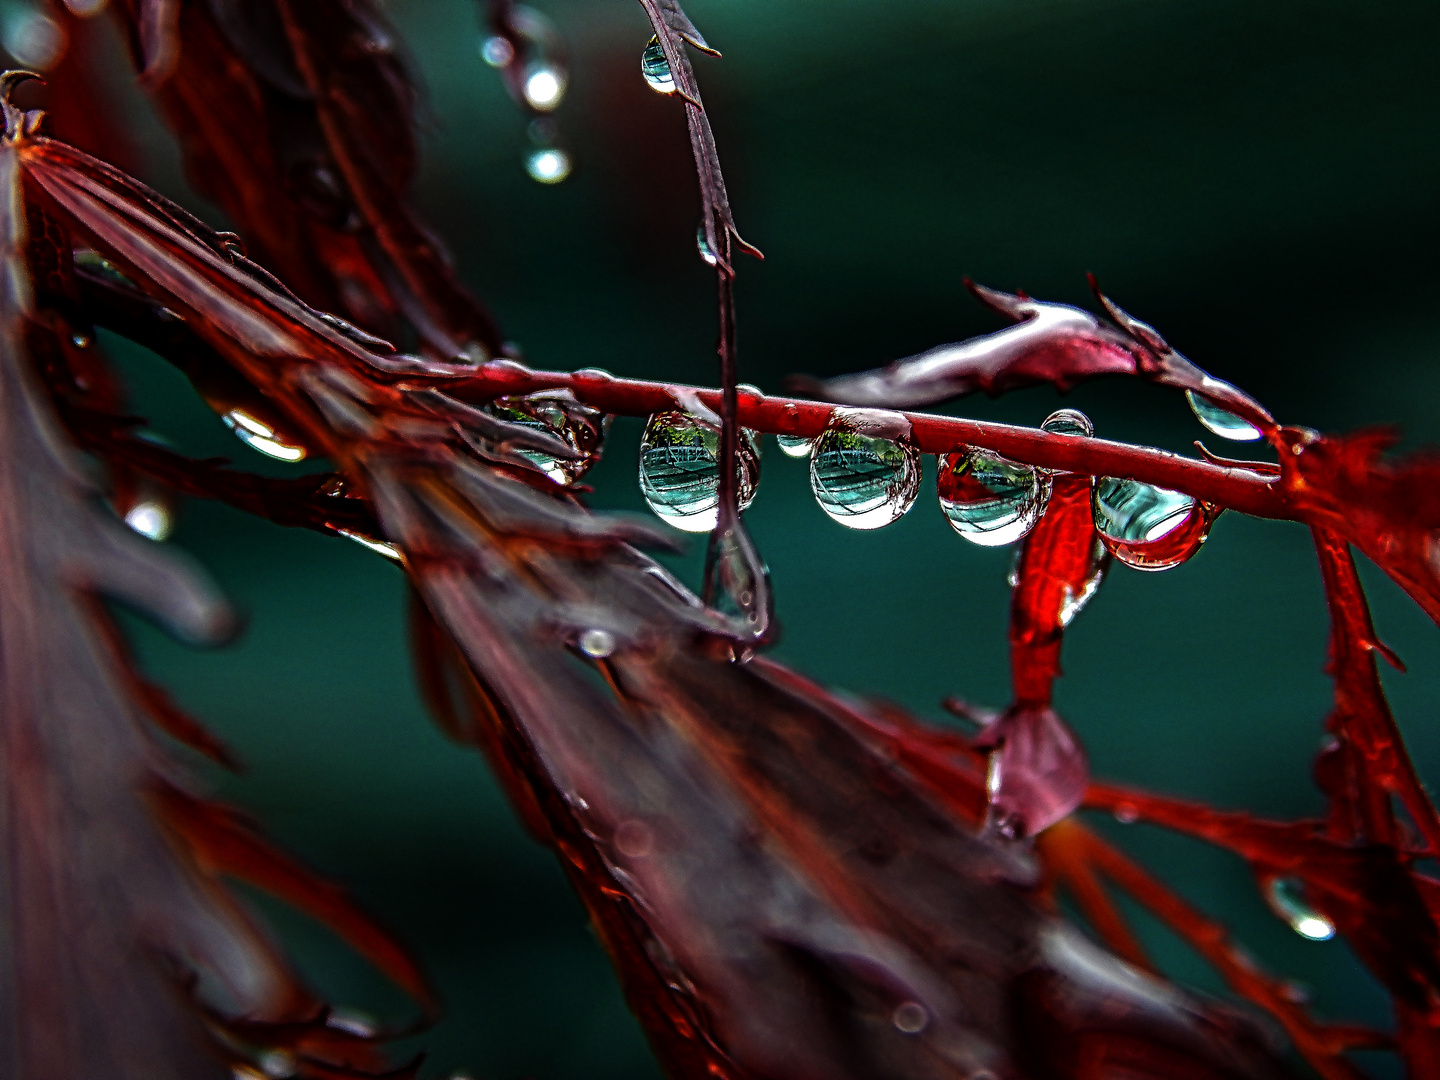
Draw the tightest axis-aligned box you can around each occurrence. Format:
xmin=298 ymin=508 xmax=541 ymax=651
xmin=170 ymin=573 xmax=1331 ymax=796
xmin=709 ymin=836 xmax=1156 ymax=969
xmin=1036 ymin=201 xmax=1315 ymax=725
xmin=809 ymin=420 xmax=920 ymax=530
xmin=221 ymin=409 xmax=308 ymax=462
xmin=938 ymin=450 xmax=1047 ymax=546
xmin=777 ymin=434 xmax=813 ymax=458
xmin=1092 ymin=477 xmax=1211 ymax=571
xmin=640 ymin=35 xmax=675 ymax=94
xmin=525 ymin=147 xmax=571 ymax=184
xmin=486 ymin=391 xmax=604 ymax=484
xmin=1041 ymin=408 xmax=1094 ymax=438
xmin=578 ymin=628 xmax=616 ymax=658
xmin=1265 ymin=877 xmax=1335 ymax=941
xmin=639 ymin=411 xmax=760 ymax=532
xmin=1186 ymin=389 xmax=1263 ymax=442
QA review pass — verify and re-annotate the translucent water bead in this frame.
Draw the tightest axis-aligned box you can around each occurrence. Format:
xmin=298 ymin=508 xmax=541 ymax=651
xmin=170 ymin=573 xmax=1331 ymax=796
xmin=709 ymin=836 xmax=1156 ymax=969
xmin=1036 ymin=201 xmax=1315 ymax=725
xmin=809 ymin=416 xmax=920 ymax=530
xmin=937 ymin=450 xmax=1047 ymax=546
xmin=639 ymin=411 xmax=760 ymax=532
xmin=485 ymin=391 xmax=604 ymax=484
xmin=1091 ymin=477 xmax=1211 ymax=571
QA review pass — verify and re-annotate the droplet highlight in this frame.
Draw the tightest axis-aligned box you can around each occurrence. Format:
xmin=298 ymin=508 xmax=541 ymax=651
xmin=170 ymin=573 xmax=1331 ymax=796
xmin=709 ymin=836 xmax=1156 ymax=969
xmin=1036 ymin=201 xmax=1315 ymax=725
xmin=776 ymin=434 xmax=813 ymax=458
xmin=938 ymin=450 xmax=1047 ymax=546
xmin=1186 ymin=389 xmax=1263 ymax=442
xmin=1265 ymin=877 xmax=1335 ymax=941
xmin=640 ymin=35 xmax=675 ymax=94
xmin=1091 ymin=477 xmax=1211 ymax=571
xmin=221 ymin=409 xmax=307 ymax=462
xmin=639 ymin=411 xmax=760 ymax=533
xmin=809 ymin=421 xmax=919 ymax=530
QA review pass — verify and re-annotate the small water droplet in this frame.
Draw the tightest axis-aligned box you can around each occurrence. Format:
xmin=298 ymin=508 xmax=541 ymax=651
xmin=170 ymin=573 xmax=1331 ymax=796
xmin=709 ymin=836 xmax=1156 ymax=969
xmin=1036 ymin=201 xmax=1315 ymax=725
xmin=1092 ymin=477 xmax=1210 ymax=571
xmin=937 ymin=450 xmax=1047 ymax=546
xmin=1186 ymin=389 xmax=1263 ymax=441
xmin=639 ymin=411 xmax=760 ymax=532
xmin=696 ymin=225 xmax=718 ymax=267
xmin=486 ymin=391 xmax=604 ymax=484
xmin=578 ymin=628 xmax=616 ymax=658
xmin=480 ymin=35 xmax=514 ymax=66
xmin=641 ymin=35 xmax=675 ymax=94
xmin=221 ymin=409 xmax=307 ymax=462
xmin=1041 ymin=408 xmax=1093 ymax=438
xmin=776 ymin=434 xmax=813 ymax=458
xmin=892 ymin=1002 xmax=928 ymax=1034
xmin=525 ymin=146 xmax=571 ymax=184
xmin=1265 ymin=877 xmax=1335 ymax=941
xmin=124 ymin=500 xmax=172 ymax=541
xmin=809 ymin=420 xmax=919 ymax=530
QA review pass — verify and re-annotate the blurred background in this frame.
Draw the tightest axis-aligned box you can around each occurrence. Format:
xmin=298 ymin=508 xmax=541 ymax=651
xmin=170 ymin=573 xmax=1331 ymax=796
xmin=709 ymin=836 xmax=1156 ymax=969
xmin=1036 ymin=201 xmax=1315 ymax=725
xmin=18 ymin=0 xmax=1440 ymax=1076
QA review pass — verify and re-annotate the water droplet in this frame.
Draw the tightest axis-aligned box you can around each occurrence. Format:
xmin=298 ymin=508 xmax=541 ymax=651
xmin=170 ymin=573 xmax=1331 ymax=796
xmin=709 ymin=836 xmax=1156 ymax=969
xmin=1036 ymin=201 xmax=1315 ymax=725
xmin=1091 ymin=477 xmax=1211 ymax=571
xmin=525 ymin=147 xmax=571 ymax=184
xmin=578 ymin=628 xmax=616 ymax=658
xmin=124 ymin=500 xmax=172 ymax=541
xmin=486 ymin=391 xmax=604 ymax=484
xmin=639 ymin=411 xmax=760 ymax=532
xmin=1041 ymin=408 xmax=1094 ymax=438
xmin=1265 ymin=877 xmax=1335 ymax=941
xmin=809 ymin=420 xmax=919 ymax=530
xmin=523 ymin=66 xmax=565 ymax=110
xmin=892 ymin=1002 xmax=928 ymax=1034
xmin=221 ymin=409 xmax=307 ymax=462
xmin=776 ymin=434 xmax=813 ymax=458
xmin=640 ymin=35 xmax=675 ymax=94
xmin=480 ymin=34 xmax=513 ymax=66
xmin=937 ymin=450 xmax=1047 ymax=546
xmin=1186 ymin=389 xmax=1262 ymax=441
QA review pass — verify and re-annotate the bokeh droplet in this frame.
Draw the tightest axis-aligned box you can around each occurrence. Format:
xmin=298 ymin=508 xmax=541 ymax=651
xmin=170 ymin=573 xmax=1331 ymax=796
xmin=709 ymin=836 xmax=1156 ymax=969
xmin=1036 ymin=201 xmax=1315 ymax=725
xmin=938 ymin=450 xmax=1047 ymax=546
xmin=1091 ymin=477 xmax=1211 ymax=571
xmin=639 ymin=411 xmax=760 ymax=532
xmin=641 ymin=35 xmax=676 ymax=94
xmin=809 ymin=420 xmax=919 ymax=530
xmin=1186 ymin=389 xmax=1263 ymax=441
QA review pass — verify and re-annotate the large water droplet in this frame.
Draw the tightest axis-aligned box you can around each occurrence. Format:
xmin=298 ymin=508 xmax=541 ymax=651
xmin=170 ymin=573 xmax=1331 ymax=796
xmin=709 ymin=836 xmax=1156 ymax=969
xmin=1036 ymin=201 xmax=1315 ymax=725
xmin=221 ymin=409 xmax=307 ymax=462
xmin=525 ymin=147 xmax=571 ymax=184
xmin=486 ymin=391 xmax=604 ymax=484
xmin=1186 ymin=390 xmax=1263 ymax=441
xmin=640 ymin=35 xmax=675 ymax=94
xmin=639 ymin=411 xmax=760 ymax=532
xmin=1041 ymin=408 xmax=1094 ymax=438
xmin=809 ymin=421 xmax=919 ymax=530
xmin=1091 ymin=477 xmax=1211 ymax=571
xmin=1265 ymin=877 xmax=1335 ymax=941
xmin=937 ymin=450 xmax=1047 ymax=546
xmin=776 ymin=434 xmax=813 ymax=458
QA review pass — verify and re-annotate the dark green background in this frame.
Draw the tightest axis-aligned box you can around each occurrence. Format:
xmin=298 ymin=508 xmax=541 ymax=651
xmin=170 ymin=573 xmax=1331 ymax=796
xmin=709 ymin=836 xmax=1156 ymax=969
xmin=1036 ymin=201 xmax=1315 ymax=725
xmin=87 ymin=0 xmax=1440 ymax=1076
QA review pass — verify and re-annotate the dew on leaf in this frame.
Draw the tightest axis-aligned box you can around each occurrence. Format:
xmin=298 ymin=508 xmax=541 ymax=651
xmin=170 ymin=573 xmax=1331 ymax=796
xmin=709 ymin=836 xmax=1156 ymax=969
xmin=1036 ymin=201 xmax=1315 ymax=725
xmin=937 ymin=450 xmax=1047 ymax=546
xmin=809 ymin=421 xmax=919 ymax=530
xmin=1265 ymin=877 xmax=1335 ymax=941
xmin=1186 ymin=389 xmax=1263 ymax=441
xmin=641 ymin=36 xmax=676 ymax=94
xmin=1091 ymin=477 xmax=1210 ymax=571
xmin=639 ymin=411 xmax=760 ymax=532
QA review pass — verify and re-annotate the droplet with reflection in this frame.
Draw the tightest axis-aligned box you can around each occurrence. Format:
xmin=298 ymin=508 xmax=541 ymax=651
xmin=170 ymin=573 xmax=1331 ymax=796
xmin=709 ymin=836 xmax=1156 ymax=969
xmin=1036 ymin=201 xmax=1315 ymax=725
xmin=221 ymin=409 xmax=307 ymax=462
xmin=1091 ymin=477 xmax=1212 ymax=571
xmin=809 ymin=420 xmax=919 ymax=530
xmin=1186 ymin=389 xmax=1263 ymax=441
xmin=938 ymin=450 xmax=1047 ymax=546
xmin=640 ymin=35 xmax=675 ymax=94
xmin=639 ymin=411 xmax=760 ymax=532
xmin=1265 ymin=877 xmax=1335 ymax=941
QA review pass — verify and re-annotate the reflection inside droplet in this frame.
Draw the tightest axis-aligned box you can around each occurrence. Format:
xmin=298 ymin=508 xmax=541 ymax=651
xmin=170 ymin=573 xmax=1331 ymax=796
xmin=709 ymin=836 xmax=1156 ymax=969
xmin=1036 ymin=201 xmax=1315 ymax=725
xmin=809 ymin=421 xmax=919 ymax=530
xmin=221 ymin=409 xmax=307 ymax=462
xmin=1186 ymin=389 xmax=1262 ymax=441
xmin=937 ymin=449 xmax=1047 ymax=546
xmin=640 ymin=35 xmax=675 ymax=94
xmin=639 ymin=411 xmax=760 ymax=532
xmin=1091 ymin=477 xmax=1210 ymax=571
xmin=1265 ymin=877 xmax=1335 ymax=941
xmin=525 ymin=147 xmax=571 ymax=184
